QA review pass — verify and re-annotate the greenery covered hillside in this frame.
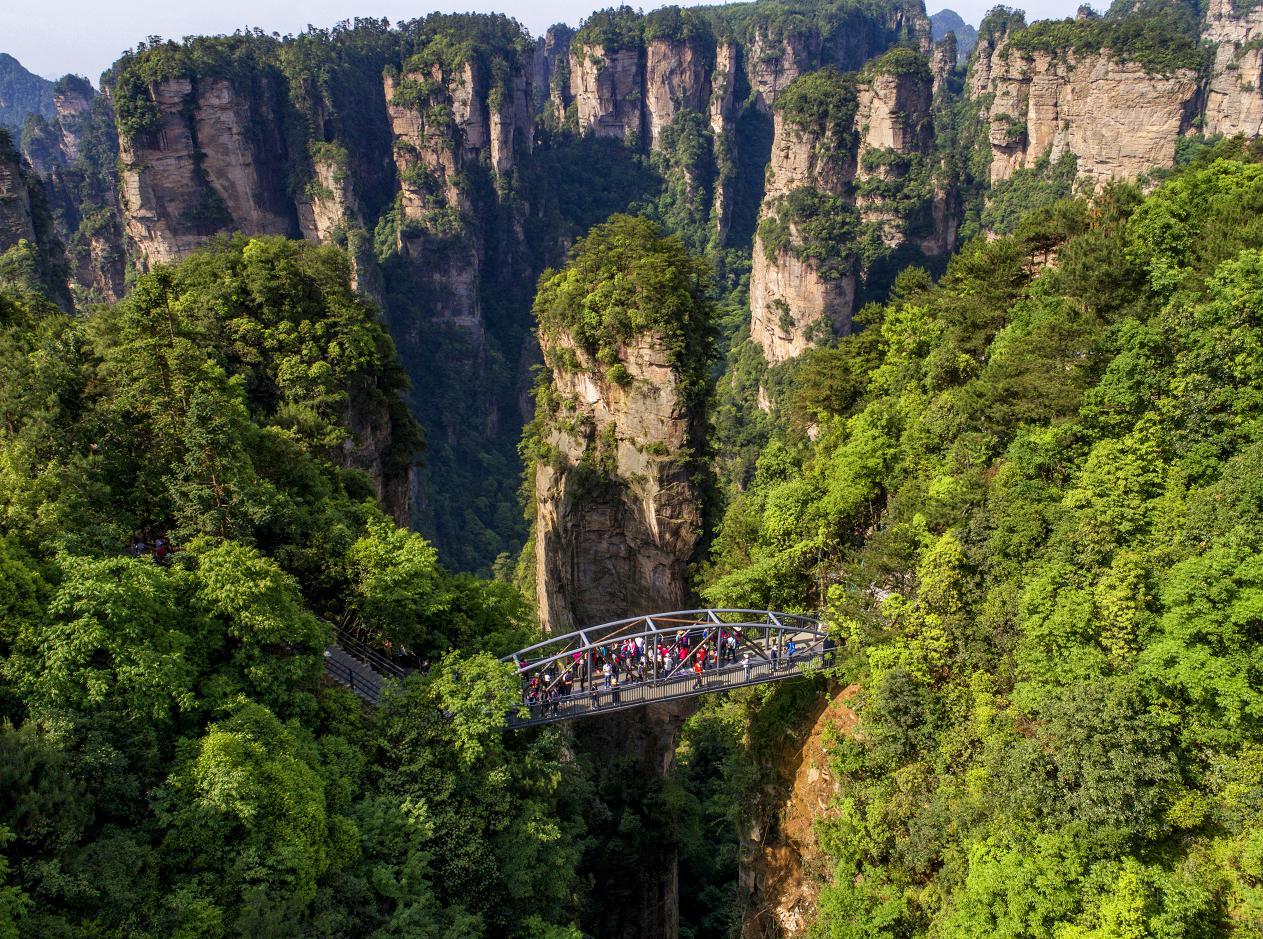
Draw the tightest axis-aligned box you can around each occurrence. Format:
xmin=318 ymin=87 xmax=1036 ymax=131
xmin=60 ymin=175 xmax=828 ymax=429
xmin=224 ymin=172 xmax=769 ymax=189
xmin=0 ymin=237 xmax=587 ymax=937
xmin=703 ymin=141 xmax=1263 ymax=935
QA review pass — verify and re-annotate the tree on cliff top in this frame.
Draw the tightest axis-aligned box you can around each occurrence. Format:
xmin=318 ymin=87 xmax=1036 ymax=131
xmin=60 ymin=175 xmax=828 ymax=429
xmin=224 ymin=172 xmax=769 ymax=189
xmin=533 ymin=214 xmax=717 ymax=403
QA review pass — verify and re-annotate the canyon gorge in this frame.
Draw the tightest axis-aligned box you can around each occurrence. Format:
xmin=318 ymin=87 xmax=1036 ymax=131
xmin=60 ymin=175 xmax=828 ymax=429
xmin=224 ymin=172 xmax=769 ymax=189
xmin=5 ymin=0 xmax=1263 ymax=935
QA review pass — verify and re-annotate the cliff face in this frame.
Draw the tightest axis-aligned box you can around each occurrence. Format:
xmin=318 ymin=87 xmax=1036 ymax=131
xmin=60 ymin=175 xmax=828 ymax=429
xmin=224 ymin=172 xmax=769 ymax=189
xmin=118 ymin=74 xmax=295 ymax=266
xmin=749 ymin=94 xmax=856 ymax=363
xmin=741 ymin=686 xmax=859 ymax=938
xmin=0 ymin=144 xmax=38 ymax=249
xmin=748 ymin=29 xmax=821 ymax=109
xmin=339 ymin=373 xmax=414 ymax=526
xmin=534 ymin=333 xmax=703 ymax=633
xmin=571 ymin=44 xmax=645 ymax=140
xmin=18 ymin=77 xmax=126 ymax=303
xmin=746 ymin=3 xmax=933 ymax=111
xmin=645 ymin=38 xmax=713 ymax=147
xmin=750 ymin=60 xmax=939 ymax=363
xmin=1204 ymin=0 xmax=1263 ymax=137
xmin=971 ymin=48 xmax=1200 ymax=188
xmin=534 ymin=25 xmax=575 ymax=120
xmin=0 ymin=130 xmax=72 ymax=307
xmin=383 ymin=56 xmax=533 ymax=330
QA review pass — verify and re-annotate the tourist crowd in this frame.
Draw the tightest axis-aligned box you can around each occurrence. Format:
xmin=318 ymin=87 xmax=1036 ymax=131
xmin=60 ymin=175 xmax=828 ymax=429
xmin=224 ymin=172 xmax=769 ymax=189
xmin=520 ymin=627 xmax=803 ymax=718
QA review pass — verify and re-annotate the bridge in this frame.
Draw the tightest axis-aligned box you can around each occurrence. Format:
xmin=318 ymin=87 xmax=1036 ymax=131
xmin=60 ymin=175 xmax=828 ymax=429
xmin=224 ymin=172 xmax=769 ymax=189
xmin=323 ymin=609 xmax=830 ymax=726
xmin=505 ymin=609 xmax=830 ymax=727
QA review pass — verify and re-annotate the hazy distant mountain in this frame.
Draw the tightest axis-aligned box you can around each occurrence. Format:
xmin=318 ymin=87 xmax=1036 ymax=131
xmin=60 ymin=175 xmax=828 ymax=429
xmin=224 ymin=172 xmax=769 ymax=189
xmin=0 ymin=53 xmax=55 ymax=132
xmin=930 ymin=9 xmax=979 ymax=61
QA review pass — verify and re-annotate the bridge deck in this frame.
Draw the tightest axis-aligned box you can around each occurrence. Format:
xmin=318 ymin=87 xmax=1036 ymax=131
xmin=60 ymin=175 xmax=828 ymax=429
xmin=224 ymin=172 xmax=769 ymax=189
xmin=508 ymin=651 xmax=826 ymax=728
xmin=322 ymin=611 xmax=829 ymax=727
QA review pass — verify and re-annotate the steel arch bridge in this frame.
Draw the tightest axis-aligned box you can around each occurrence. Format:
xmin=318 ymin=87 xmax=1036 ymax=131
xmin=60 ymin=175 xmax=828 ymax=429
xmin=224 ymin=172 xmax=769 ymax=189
xmin=505 ymin=609 xmax=832 ymax=728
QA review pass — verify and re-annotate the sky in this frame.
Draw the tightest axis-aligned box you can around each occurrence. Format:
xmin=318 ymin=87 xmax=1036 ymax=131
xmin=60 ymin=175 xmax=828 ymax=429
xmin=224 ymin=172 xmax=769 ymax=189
xmin=4 ymin=0 xmax=1086 ymax=86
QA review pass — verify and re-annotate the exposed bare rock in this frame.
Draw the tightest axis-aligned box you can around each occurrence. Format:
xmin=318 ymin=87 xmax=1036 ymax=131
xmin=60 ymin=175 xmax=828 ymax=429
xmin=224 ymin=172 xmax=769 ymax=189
xmin=534 ymin=333 xmax=702 ymax=633
xmin=855 ymin=67 xmax=937 ymax=248
xmin=297 ymin=153 xmax=356 ymax=247
xmin=534 ymin=25 xmax=575 ymax=119
xmin=337 ymin=373 xmax=414 ymax=526
xmin=748 ymin=28 xmax=821 ymax=110
xmin=971 ymin=47 xmax=1200 ymax=188
xmin=645 ymin=37 xmax=712 ymax=148
xmin=931 ymin=34 xmax=958 ymax=98
xmin=118 ymin=75 xmax=294 ymax=267
xmin=750 ymin=60 xmax=940 ymax=363
xmin=383 ymin=57 xmax=532 ymax=330
xmin=0 ymin=146 xmax=38 ymax=249
xmin=1203 ymin=0 xmax=1263 ymax=137
xmin=20 ymin=79 xmax=126 ymax=304
xmin=0 ymin=134 xmax=72 ymax=307
xmin=710 ymin=40 xmax=740 ymax=138
xmin=858 ymin=70 xmax=932 ymax=155
xmin=491 ymin=57 xmax=534 ymax=176
xmin=741 ymin=685 xmax=859 ymax=938
xmin=709 ymin=41 xmax=741 ymax=242
xmin=749 ymin=96 xmax=861 ymax=362
xmin=51 ymin=78 xmax=94 ymax=163
xmin=571 ymin=44 xmax=644 ymax=140
xmin=296 ymin=148 xmax=380 ymax=299
xmin=532 ymin=231 xmax=712 ymax=937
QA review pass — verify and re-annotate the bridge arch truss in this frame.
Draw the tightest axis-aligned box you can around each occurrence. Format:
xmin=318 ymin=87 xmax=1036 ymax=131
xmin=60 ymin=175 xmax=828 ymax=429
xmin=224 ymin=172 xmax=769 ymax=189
xmin=505 ymin=609 xmax=831 ymax=727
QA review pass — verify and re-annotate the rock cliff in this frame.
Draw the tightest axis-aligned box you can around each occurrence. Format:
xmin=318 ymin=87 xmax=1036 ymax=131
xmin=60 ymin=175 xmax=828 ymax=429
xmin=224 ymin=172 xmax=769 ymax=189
xmin=645 ymin=37 xmax=713 ymax=148
xmin=749 ymin=54 xmax=941 ymax=363
xmin=1203 ymin=0 xmax=1263 ymax=138
xmin=971 ymin=48 xmax=1200 ymax=188
xmin=0 ymin=138 xmax=39 ymax=250
xmin=383 ymin=51 xmax=533 ymax=327
xmin=118 ymin=73 xmax=296 ymax=266
xmin=534 ymin=25 xmax=575 ymax=121
xmin=749 ymin=73 xmax=859 ymax=363
xmin=571 ymin=43 xmax=646 ymax=141
xmin=740 ymin=685 xmax=859 ymax=938
xmin=533 ymin=330 xmax=704 ymax=632
xmin=0 ymin=128 xmax=71 ymax=306
xmin=21 ymin=76 xmax=126 ymax=302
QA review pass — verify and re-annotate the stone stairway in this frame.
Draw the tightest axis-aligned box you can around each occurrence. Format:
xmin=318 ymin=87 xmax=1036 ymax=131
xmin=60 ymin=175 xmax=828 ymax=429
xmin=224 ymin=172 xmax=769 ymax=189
xmin=323 ymin=642 xmax=388 ymax=704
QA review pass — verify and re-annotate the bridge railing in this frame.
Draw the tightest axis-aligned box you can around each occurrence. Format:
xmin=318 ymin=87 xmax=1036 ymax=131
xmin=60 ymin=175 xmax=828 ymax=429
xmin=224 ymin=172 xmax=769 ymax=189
xmin=507 ymin=643 xmax=832 ymax=728
xmin=323 ymin=653 xmax=382 ymax=705
xmin=331 ymin=625 xmax=410 ymax=679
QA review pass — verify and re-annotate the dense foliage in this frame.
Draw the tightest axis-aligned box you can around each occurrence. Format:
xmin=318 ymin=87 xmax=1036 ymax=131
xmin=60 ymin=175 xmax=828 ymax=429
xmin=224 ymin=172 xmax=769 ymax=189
xmin=1004 ymin=0 xmax=1207 ymax=76
xmin=533 ymin=214 xmax=717 ymax=403
xmin=0 ymin=238 xmax=592 ymax=937
xmin=703 ymin=144 xmax=1263 ymax=935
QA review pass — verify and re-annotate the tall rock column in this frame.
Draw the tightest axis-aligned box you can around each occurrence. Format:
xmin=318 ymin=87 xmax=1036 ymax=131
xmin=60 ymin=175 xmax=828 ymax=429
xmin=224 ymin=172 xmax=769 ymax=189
xmin=1203 ymin=0 xmax=1263 ymax=138
xmin=749 ymin=67 xmax=863 ymax=363
xmin=530 ymin=216 xmax=714 ymax=939
xmin=748 ymin=52 xmax=944 ymax=363
xmin=531 ymin=216 xmax=711 ymax=633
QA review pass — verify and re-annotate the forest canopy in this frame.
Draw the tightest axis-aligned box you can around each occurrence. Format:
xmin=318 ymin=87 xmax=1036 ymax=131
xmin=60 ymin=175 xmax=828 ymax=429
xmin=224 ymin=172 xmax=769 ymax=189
xmin=701 ymin=142 xmax=1263 ymax=936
